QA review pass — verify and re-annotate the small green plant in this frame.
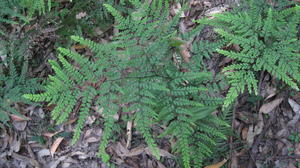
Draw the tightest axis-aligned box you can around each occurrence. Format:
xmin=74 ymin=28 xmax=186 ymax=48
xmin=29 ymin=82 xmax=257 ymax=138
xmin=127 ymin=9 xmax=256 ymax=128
xmin=24 ymin=0 xmax=228 ymax=167
xmin=0 ymin=0 xmax=29 ymax=35
xmin=198 ymin=0 xmax=300 ymax=108
xmin=288 ymin=132 xmax=300 ymax=144
xmin=0 ymin=37 xmax=40 ymax=125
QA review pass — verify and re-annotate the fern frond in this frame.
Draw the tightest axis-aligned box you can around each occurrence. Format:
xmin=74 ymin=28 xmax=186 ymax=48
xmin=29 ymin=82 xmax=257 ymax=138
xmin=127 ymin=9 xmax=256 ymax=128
xmin=199 ymin=0 xmax=300 ymax=107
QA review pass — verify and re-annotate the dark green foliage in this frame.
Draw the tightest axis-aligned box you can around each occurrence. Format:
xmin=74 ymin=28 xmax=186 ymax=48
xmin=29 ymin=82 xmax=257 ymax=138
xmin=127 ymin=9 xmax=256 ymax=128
xmin=198 ymin=0 xmax=300 ymax=108
xmin=0 ymin=0 xmax=28 ymax=35
xmin=191 ymin=40 xmax=225 ymax=70
xmin=20 ymin=0 xmax=49 ymax=17
xmin=0 ymin=37 xmax=40 ymax=125
xmin=24 ymin=36 xmax=120 ymax=146
xmin=24 ymin=0 xmax=228 ymax=167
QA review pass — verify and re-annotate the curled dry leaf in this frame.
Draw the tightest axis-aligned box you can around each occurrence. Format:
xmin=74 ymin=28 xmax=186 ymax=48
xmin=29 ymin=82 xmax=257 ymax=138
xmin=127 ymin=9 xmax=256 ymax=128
xmin=259 ymin=98 xmax=283 ymax=114
xmin=50 ymin=137 xmax=64 ymax=157
xmin=204 ymin=159 xmax=227 ymax=168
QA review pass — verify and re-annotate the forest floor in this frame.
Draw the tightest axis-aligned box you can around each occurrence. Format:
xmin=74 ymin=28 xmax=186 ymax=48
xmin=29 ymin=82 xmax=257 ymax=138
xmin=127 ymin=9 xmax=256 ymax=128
xmin=1 ymin=0 xmax=300 ymax=168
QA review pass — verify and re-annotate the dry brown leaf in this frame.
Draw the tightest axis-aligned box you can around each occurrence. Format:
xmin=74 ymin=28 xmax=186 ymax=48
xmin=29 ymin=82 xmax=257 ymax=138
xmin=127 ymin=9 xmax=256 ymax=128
xmin=12 ymin=152 xmax=41 ymax=168
xmin=145 ymin=147 xmax=174 ymax=158
xmin=10 ymin=114 xmax=31 ymax=121
xmin=48 ymin=155 xmax=67 ymax=168
xmin=121 ymin=146 xmax=145 ymax=157
xmin=86 ymin=115 xmax=96 ymax=125
xmin=85 ymin=136 xmax=100 ymax=143
xmin=76 ymin=12 xmax=87 ymax=19
xmin=204 ymin=5 xmax=229 ymax=18
xmin=64 ymin=118 xmax=77 ymax=125
xmin=204 ymin=159 xmax=227 ymax=168
xmin=180 ymin=43 xmax=191 ymax=63
xmin=10 ymin=134 xmax=21 ymax=152
xmin=259 ymin=98 xmax=283 ymax=114
xmin=72 ymin=44 xmax=87 ymax=50
xmin=288 ymin=98 xmax=300 ymax=114
xmin=44 ymin=131 xmax=62 ymax=138
xmin=171 ymin=3 xmax=185 ymax=17
xmin=247 ymin=112 xmax=264 ymax=146
xmin=241 ymin=127 xmax=249 ymax=140
xmin=38 ymin=149 xmax=51 ymax=157
xmin=230 ymin=152 xmax=239 ymax=168
xmin=114 ymin=142 xmax=129 ymax=157
xmin=12 ymin=120 xmax=27 ymax=131
xmin=157 ymin=161 xmax=166 ymax=168
xmin=50 ymin=137 xmax=64 ymax=157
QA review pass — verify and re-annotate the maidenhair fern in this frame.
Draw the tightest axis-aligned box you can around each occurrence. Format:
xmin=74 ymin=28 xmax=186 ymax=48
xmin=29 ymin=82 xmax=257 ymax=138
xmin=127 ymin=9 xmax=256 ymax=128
xmin=24 ymin=0 xmax=228 ymax=167
xmin=198 ymin=0 xmax=300 ymax=108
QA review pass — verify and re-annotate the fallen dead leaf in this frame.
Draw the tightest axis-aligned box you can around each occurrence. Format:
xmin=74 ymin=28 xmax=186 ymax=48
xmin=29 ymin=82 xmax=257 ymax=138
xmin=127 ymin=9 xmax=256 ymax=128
xmin=72 ymin=44 xmax=87 ymax=50
xmin=10 ymin=134 xmax=21 ymax=152
xmin=85 ymin=136 xmax=99 ymax=143
xmin=43 ymin=131 xmax=62 ymax=138
xmin=157 ymin=161 xmax=166 ymax=168
xmin=75 ymin=12 xmax=87 ymax=19
xmin=230 ymin=152 xmax=239 ymax=168
xmin=50 ymin=137 xmax=64 ymax=157
xmin=10 ymin=114 xmax=31 ymax=121
xmin=48 ymin=155 xmax=67 ymax=168
xmin=113 ymin=142 xmax=129 ymax=157
xmin=294 ymin=143 xmax=300 ymax=156
xmin=180 ymin=43 xmax=191 ymax=63
xmin=121 ymin=145 xmax=144 ymax=157
xmin=204 ymin=5 xmax=229 ymax=18
xmin=246 ymin=113 xmax=264 ymax=146
xmin=12 ymin=120 xmax=27 ymax=131
xmin=288 ymin=162 xmax=297 ymax=168
xmin=37 ymin=149 xmax=51 ymax=157
xmin=12 ymin=152 xmax=41 ymax=168
xmin=71 ymin=151 xmax=89 ymax=159
xmin=259 ymin=98 xmax=283 ymax=114
xmin=241 ymin=127 xmax=249 ymax=140
xmin=204 ymin=159 xmax=227 ymax=168
xmin=288 ymin=98 xmax=300 ymax=126
xmin=145 ymin=147 xmax=174 ymax=158
xmin=171 ymin=3 xmax=185 ymax=17
xmin=203 ymin=1 xmax=212 ymax=8
xmin=86 ymin=115 xmax=96 ymax=125
xmin=288 ymin=98 xmax=300 ymax=114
